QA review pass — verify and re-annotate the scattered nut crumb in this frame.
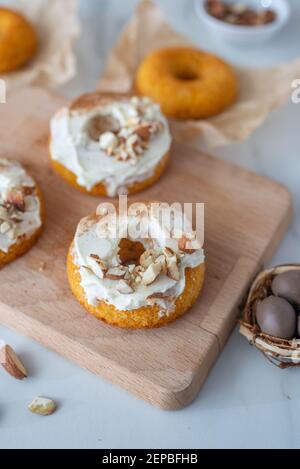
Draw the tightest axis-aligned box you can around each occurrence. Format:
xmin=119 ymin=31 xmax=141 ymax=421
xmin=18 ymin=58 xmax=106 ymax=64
xmin=28 ymin=396 xmax=57 ymax=416
xmin=39 ymin=261 xmax=47 ymax=272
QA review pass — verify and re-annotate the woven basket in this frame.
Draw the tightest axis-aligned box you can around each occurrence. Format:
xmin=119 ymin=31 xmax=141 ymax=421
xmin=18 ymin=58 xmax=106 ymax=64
xmin=240 ymin=265 xmax=300 ymax=369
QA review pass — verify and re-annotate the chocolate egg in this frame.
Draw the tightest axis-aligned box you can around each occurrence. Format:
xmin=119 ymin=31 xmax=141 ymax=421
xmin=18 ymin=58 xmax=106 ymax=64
xmin=272 ymin=270 xmax=300 ymax=305
xmin=256 ymin=296 xmax=296 ymax=339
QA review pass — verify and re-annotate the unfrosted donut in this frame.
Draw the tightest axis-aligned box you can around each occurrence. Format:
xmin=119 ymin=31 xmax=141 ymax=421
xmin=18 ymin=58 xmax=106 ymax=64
xmin=136 ymin=47 xmax=237 ymax=120
xmin=0 ymin=8 xmax=38 ymax=73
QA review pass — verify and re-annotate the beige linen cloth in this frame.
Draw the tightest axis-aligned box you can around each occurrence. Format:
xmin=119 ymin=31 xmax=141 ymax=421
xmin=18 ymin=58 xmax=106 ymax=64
xmin=0 ymin=0 xmax=80 ymax=92
xmin=97 ymin=0 xmax=300 ymax=147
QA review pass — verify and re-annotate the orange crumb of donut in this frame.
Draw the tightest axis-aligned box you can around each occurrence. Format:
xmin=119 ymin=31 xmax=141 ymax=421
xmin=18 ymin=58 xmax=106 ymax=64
xmin=50 ymin=148 xmax=170 ymax=197
xmin=0 ymin=8 xmax=38 ymax=73
xmin=136 ymin=47 xmax=237 ymax=120
xmin=67 ymin=243 xmax=205 ymax=329
xmin=0 ymin=185 xmax=44 ymax=269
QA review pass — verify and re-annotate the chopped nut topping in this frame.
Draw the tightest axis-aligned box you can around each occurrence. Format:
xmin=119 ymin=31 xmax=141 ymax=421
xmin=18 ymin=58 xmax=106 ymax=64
xmin=7 ymin=228 xmax=15 ymax=240
xmin=178 ymin=234 xmax=199 ymax=254
xmin=140 ymin=249 xmax=155 ymax=269
xmin=163 ymin=247 xmax=176 ymax=258
xmin=141 ymin=262 xmax=163 ymax=286
xmin=166 ymin=255 xmax=180 ymax=281
xmin=106 ymin=266 xmax=127 ymax=280
xmin=25 ymin=197 xmax=38 ymax=212
xmin=87 ymin=254 xmax=108 ymax=279
xmin=85 ymin=236 xmax=200 ymax=295
xmin=0 ymin=183 xmax=39 ymax=243
xmin=99 ymin=132 xmax=118 ymax=152
xmin=90 ymin=97 xmax=164 ymax=164
xmin=134 ymin=124 xmax=152 ymax=141
xmin=116 ymin=279 xmax=134 ymax=294
xmin=5 ymin=188 xmax=26 ymax=213
xmin=0 ymin=221 xmax=11 ymax=234
xmin=22 ymin=186 xmax=36 ymax=196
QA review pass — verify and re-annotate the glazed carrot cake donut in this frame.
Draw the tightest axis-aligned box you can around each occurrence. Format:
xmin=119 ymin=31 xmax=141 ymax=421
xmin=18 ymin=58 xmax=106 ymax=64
xmin=136 ymin=47 xmax=238 ymax=120
xmin=0 ymin=159 xmax=43 ymax=268
xmin=67 ymin=202 xmax=205 ymax=329
xmin=0 ymin=8 xmax=38 ymax=73
xmin=50 ymin=93 xmax=172 ymax=197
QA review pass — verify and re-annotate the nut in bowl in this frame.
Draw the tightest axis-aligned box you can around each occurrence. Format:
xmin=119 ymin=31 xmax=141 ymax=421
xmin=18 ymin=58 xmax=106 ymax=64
xmin=240 ymin=265 xmax=300 ymax=368
xmin=195 ymin=0 xmax=290 ymax=46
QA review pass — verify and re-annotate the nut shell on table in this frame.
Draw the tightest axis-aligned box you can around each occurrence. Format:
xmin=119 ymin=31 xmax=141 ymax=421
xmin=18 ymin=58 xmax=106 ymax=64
xmin=240 ymin=265 xmax=300 ymax=368
xmin=0 ymin=344 xmax=28 ymax=380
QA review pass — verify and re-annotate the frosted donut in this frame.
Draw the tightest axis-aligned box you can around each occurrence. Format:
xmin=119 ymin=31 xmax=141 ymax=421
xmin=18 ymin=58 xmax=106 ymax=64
xmin=0 ymin=159 xmax=43 ymax=268
xmin=0 ymin=8 xmax=38 ymax=73
xmin=136 ymin=47 xmax=238 ymax=120
xmin=50 ymin=93 xmax=172 ymax=197
xmin=67 ymin=202 xmax=205 ymax=329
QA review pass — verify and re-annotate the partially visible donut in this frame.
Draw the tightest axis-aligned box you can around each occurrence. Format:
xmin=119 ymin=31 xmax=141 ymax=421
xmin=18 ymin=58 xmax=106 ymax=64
xmin=50 ymin=93 xmax=172 ymax=197
xmin=0 ymin=159 xmax=43 ymax=268
xmin=67 ymin=201 xmax=205 ymax=329
xmin=0 ymin=8 xmax=38 ymax=73
xmin=136 ymin=47 xmax=238 ymax=120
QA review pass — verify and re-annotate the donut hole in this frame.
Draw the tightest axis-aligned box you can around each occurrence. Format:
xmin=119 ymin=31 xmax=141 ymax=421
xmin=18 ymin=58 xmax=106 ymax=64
xmin=118 ymin=238 xmax=145 ymax=265
xmin=87 ymin=115 xmax=120 ymax=141
xmin=174 ymin=67 xmax=199 ymax=81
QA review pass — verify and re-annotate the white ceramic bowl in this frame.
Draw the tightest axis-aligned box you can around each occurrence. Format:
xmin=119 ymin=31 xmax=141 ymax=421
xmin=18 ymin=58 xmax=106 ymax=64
xmin=195 ymin=0 xmax=290 ymax=46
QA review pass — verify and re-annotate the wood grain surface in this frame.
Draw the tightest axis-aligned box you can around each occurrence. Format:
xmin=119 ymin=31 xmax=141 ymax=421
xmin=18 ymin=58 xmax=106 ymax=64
xmin=0 ymin=87 xmax=293 ymax=409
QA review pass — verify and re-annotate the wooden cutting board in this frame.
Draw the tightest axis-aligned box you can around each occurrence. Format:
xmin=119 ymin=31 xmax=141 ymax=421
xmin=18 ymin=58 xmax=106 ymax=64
xmin=0 ymin=87 xmax=293 ymax=409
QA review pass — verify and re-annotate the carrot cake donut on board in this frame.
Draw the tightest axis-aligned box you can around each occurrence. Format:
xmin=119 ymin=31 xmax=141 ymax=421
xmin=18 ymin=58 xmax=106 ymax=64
xmin=50 ymin=93 xmax=172 ymax=197
xmin=0 ymin=159 xmax=43 ymax=268
xmin=67 ymin=202 xmax=205 ymax=329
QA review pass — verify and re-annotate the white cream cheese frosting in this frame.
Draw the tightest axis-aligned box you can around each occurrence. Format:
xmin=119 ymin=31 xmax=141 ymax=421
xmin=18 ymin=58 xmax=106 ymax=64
xmin=0 ymin=159 xmax=42 ymax=253
xmin=72 ymin=205 xmax=204 ymax=315
xmin=50 ymin=96 xmax=172 ymax=197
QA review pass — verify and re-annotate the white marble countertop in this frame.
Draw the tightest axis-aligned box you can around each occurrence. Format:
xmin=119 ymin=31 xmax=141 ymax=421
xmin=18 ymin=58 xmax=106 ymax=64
xmin=1 ymin=0 xmax=300 ymax=449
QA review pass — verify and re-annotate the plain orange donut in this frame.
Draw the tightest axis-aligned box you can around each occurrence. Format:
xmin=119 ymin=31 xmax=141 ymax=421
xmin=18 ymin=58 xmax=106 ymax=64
xmin=136 ymin=47 xmax=238 ymax=119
